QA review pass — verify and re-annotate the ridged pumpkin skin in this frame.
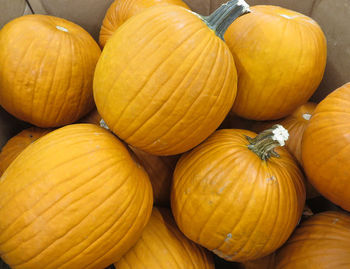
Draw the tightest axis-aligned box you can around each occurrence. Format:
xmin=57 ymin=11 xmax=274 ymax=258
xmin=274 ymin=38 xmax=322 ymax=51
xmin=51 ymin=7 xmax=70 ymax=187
xmin=0 ymin=124 xmax=153 ymax=269
xmin=275 ymin=211 xmax=350 ymax=269
xmin=302 ymin=83 xmax=350 ymax=211
xmin=80 ymin=108 xmax=178 ymax=205
xmin=116 ymin=207 xmax=215 ymax=268
xmin=94 ymin=5 xmax=238 ymax=156
xmin=171 ymin=129 xmax=305 ymax=262
xmin=252 ymin=102 xmax=317 ymax=165
xmin=99 ymin=0 xmax=189 ymax=48
xmin=225 ymin=5 xmax=326 ymax=120
xmin=0 ymin=15 xmax=101 ymax=127
xmin=0 ymin=127 xmax=51 ymax=176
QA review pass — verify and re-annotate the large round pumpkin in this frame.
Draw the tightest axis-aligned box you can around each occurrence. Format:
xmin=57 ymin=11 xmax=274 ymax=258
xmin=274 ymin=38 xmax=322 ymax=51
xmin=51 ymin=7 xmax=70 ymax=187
xmin=0 ymin=127 xmax=51 ymax=176
xmin=302 ymin=83 xmax=350 ymax=211
xmin=275 ymin=211 xmax=350 ymax=269
xmin=0 ymin=124 xmax=153 ymax=269
xmin=94 ymin=1 xmax=250 ymax=155
xmin=116 ymin=207 xmax=214 ymax=268
xmin=0 ymin=15 xmax=101 ymax=127
xmin=99 ymin=0 xmax=190 ymax=48
xmin=171 ymin=126 xmax=305 ymax=262
xmin=225 ymin=5 xmax=326 ymax=120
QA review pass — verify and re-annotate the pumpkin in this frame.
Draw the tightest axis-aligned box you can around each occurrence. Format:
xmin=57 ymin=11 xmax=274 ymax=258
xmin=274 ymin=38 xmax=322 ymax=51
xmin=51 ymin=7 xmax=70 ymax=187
xmin=171 ymin=125 xmax=305 ymax=262
xmin=302 ymin=83 xmax=350 ymax=211
xmin=253 ymin=102 xmax=317 ymax=165
xmin=0 ymin=15 xmax=101 ymax=127
xmin=115 ymin=207 xmax=215 ymax=268
xmin=93 ymin=0 xmax=250 ymax=156
xmin=275 ymin=211 xmax=350 ymax=269
xmin=0 ymin=124 xmax=153 ymax=269
xmin=225 ymin=5 xmax=327 ymax=120
xmin=80 ymin=108 xmax=178 ymax=205
xmin=0 ymin=127 xmax=51 ymax=176
xmin=99 ymin=0 xmax=190 ymax=48
xmin=251 ymin=103 xmax=319 ymax=200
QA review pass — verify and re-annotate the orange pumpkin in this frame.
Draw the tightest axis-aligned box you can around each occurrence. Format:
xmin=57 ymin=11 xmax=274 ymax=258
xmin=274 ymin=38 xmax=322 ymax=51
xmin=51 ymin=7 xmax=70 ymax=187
xmin=0 ymin=124 xmax=153 ymax=269
xmin=225 ymin=5 xmax=327 ymax=120
xmin=99 ymin=0 xmax=190 ymax=48
xmin=0 ymin=15 xmax=101 ymax=127
xmin=94 ymin=1 xmax=250 ymax=155
xmin=252 ymin=102 xmax=317 ymax=165
xmin=302 ymin=83 xmax=350 ymax=211
xmin=80 ymin=108 xmax=178 ymax=205
xmin=0 ymin=127 xmax=51 ymax=176
xmin=171 ymin=126 xmax=305 ymax=262
xmin=116 ymin=207 xmax=214 ymax=268
xmin=275 ymin=211 xmax=350 ymax=268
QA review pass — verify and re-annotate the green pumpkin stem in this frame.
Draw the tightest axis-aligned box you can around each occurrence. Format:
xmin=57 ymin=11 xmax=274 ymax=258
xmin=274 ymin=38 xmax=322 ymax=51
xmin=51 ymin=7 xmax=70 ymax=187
xmin=202 ymin=0 xmax=250 ymax=40
xmin=246 ymin=124 xmax=289 ymax=161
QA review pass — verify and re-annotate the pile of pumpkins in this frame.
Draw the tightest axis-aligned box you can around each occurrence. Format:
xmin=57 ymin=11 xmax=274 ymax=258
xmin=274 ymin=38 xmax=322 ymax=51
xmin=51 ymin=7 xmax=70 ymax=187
xmin=0 ymin=0 xmax=349 ymax=268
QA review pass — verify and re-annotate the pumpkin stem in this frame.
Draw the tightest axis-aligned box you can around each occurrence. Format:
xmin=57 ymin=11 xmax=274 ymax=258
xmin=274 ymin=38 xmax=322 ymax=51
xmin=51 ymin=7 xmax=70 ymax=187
xmin=202 ymin=0 xmax=250 ymax=40
xmin=246 ymin=125 xmax=289 ymax=161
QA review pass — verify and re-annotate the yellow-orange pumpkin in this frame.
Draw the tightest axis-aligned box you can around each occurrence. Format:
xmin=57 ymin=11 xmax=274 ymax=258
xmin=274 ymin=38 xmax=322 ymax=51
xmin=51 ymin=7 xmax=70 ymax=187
xmin=252 ymin=102 xmax=317 ymax=165
xmin=80 ymin=108 xmax=178 ymax=205
xmin=275 ymin=211 xmax=350 ymax=268
xmin=99 ymin=0 xmax=190 ymax=48
xmin=116 ymin=207 xmax=214 ymax=268
xmin=171 ymin=126 xmax=305 ymax=262
xmin=225 ymin=5 xmax=326 ymax=120
xmin=94 ymin=1 xmax=250 ymax=155
xmin=0 ymin=127 xmax=51 ymax=176
xmin=0 ymin=124 xmax=153 ymax=269
xmin=251 ymin=103 xmax=319 ymax=199
xmin=0 ymin=15 xmax=101 ymax=127
xmin=302 ymin=83 xmax=350 ymax=211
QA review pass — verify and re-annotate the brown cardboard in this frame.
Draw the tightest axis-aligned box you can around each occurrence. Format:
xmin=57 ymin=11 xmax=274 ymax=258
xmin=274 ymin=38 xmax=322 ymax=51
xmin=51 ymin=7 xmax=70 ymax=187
xmin=28 ymin=0 xmax=114 ymax=40
xmin=309 ymin=0 xmax=350 ymax=102
xmin=0 ymin=0 xmax=32 ymax=28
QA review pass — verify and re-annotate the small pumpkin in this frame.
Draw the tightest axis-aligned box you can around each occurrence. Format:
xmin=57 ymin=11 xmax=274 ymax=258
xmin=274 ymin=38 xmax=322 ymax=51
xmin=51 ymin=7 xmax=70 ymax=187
xmin=94 ymin=0 xmax=250 ymax=155
xmin=99 ymin=0 xmax=190 ymax=48
xmin=80 ymin=108 xmax=178 ymax=205
xmin=116 ymin=207 xmax=215 ymax=268
xmin=0 ymin=127 xmax=51 ymax=176
xmin=251 ymin=103 xmax=319 ymax=199
xmin=171 ymin=125 xmax=305 ymax=262
xmin=0 ymin=124 xmax=153 ymax=269
xmin=275 ymin=211 xmax=350 ymax=269
xmin=252 ymin=102 xmax=317 ymax=165
xmin=302 ymin=83 xmax=350 ymax=211
xmin=0 ymin=15 xmax=101 ymax=127
xmin=225 ymin=5 xmax=327 ymax=120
